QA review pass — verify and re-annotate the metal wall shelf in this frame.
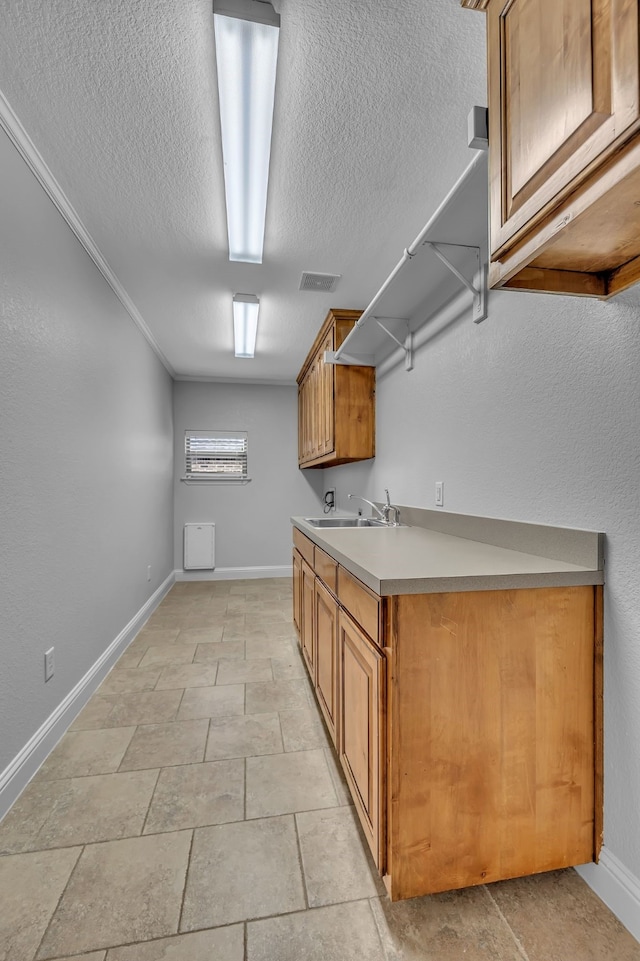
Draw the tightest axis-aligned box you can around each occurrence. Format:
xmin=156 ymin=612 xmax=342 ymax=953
xmin=326 ymin=150 xmax=489 ymax=371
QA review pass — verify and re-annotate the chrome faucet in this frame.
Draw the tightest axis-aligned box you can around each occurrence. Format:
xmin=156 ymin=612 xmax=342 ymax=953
xmin=347 ymin=489 xmax=401 ymax=526
xmin=383 ymin=489 xmax=402 ymax=527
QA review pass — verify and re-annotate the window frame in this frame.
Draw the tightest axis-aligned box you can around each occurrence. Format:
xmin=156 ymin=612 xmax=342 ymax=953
xmin=182 ymin=429 xmax=250 ymax=482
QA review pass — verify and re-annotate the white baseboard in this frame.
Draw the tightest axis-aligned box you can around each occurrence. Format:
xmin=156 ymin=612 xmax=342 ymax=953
xmin=175 ymin=565 xmax=292 ymax=581
xmin=0 ymin=570 xmax=175 ymax=821
xmin=576 ymin=849 xmax=640 ymax=944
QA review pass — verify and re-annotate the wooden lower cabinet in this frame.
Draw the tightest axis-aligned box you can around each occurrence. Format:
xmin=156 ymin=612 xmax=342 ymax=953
xmin=314 ymin=578 xmax=339 ymax=747
xmin=338 ymin=610 xmax=385 ymax=871
xmin=292 ymin=528 xmax=602 ymax=901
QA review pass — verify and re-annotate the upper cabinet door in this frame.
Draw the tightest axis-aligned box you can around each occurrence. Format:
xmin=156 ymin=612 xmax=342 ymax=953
xmin=489 ymin=0 xmax=640 ymax=258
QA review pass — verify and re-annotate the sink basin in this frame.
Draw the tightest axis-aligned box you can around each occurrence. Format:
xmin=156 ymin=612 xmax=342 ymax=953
xmin=304 ymin=516 xmax=387 ymax=528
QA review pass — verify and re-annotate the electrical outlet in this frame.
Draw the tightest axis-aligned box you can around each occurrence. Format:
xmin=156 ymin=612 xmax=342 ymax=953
xmin=44 ymin=647 xmax=55 ymax=682
xmin=435 ymin=481 xmax=444 ymax=507
xmin=147 ymin=565 xmax=152 ymax=582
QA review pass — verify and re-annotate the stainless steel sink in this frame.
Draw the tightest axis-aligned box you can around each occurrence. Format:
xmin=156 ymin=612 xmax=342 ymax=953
xmin=303 ymin=516 xmax=387 ymax=528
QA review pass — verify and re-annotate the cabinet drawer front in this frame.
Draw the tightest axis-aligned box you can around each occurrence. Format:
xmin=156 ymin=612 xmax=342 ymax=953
xmin=293 ymin=527 xmax=315 ymax=568
xmin=315 ymin=546 xmax=337 ymax=593
xmin=338 ymin=567 xmax=381 ymax=645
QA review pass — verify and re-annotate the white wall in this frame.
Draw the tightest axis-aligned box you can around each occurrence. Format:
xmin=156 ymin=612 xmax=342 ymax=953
xmin=0 ymin=126 xmax=174 ymax=783
xmin=173 ymin=381 xmax=323 ymax=573
xmin=325 ymin=282 xmax=640 ymax=908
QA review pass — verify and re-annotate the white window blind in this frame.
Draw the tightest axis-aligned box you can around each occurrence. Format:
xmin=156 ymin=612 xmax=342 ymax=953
xmin=184 ymin=430 xmax=248 ymax=479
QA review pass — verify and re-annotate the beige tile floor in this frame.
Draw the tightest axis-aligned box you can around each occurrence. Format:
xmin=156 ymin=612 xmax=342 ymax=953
xmin=1 ymin=578 xmax=639 ymax=960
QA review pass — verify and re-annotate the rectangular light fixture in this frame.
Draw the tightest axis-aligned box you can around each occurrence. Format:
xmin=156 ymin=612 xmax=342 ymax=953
xmin=213 ymin=0 xmax=280 ymax=264
xmin=233 ymin=293 xmax=260 ymax=358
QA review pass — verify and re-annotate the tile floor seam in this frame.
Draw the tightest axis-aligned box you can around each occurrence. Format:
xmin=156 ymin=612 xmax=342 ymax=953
xmin=368 ymin=894 xmax=386 ymax=951
xmin=481 ymin=883 xmax=532 ymax=961
xmin=203 ymin=717 xmax=214 ymax=759
xmin=138 ymin=767 xmax=163 ymax=836
xmin=176 ymin=828 xmax=196 ymax=935
xmin=43 ymin=921 xmax=244 ymax=958
xmin=238 ymin=897 xmax=376 ymax=931
xmin=2 ymin=826 xmax=158 ymax=857
xmin=26 ymin=786 xmax=70 ymax=852
xmin=363 ymin=894 xmax=388 ymax=958
xmin=243 ymin=920 xmax=248 ymax=961
xmin=243 ymin=757 xmax=247 ymax=820
xmin=32 ymin=844 xmax=85 ymax=961
xmin=275 ymin=710 xmax=284 ymax=753
xmin=243 ymin=799 xmax=348 ymax=822
xmin=293 ymin=813 xmax=310 ymax=910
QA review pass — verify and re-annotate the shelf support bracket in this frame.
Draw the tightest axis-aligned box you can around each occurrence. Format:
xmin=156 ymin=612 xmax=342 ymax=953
xmin=424 ymin=241 xmax=488 ymax=324
xmin=375 ymin=320 xmax=414 ymax=371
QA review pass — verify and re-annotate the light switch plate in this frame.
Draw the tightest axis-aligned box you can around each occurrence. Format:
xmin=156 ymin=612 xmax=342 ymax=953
xmin=435 ymin=481 xmax=444 ymax=507
xmin=44 ymin=647 xmax=55 ymax=682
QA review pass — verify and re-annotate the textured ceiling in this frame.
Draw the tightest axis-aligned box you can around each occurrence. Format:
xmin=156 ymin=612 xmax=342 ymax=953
xmin=0 ymin=0 xmax=486 ymax=382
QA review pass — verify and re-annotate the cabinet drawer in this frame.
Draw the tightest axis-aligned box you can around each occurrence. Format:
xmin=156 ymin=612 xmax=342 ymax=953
xmin=314 ymin=546 xmax=338 ymax=593
xmin=338 ymin=567 xmax=381 ymax=645
xmin=293 ymin=527 xmax=315 ymax=568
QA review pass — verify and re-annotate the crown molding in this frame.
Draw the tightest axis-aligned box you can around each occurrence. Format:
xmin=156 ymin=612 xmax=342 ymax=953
xmin=0 ymin=88 xmax=176 ymax=377
xmin=174 ymin=374 xmax=297 ymax=387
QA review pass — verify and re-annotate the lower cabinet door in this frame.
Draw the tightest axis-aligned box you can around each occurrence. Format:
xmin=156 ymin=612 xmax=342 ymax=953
xmin=300 ymin=559 xmax=316 ymax=680
xmin=314 ymin=578 xmax=339 ymax=747
xmin=292 ymin=549 xmax=302 ymax=638
xmin=339 ymin=609 xmax=385 ymax=870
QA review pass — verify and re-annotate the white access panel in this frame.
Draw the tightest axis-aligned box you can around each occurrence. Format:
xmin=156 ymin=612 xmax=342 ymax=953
xmin=184 ymin=523 xmax=215 ymax=570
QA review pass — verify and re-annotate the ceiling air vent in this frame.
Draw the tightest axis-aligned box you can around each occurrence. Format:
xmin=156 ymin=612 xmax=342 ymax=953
xmin=299 ymin=271 xmax=341 ymax=293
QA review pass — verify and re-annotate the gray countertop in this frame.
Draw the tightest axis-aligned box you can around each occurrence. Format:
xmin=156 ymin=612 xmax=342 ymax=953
xmin=291 ymin=513 xmax=604 ymax=596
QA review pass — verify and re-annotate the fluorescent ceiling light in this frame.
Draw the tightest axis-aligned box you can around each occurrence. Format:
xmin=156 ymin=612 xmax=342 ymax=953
xmin=233 ymin=293 xmax=260 ymax=358
xmin=213 ymin=0 xmax=280 ymax=264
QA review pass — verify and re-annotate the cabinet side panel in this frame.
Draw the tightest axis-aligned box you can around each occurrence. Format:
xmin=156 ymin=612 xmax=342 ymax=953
xmin=594 ymin=584 xmax=604 ymax=859
xmin=388 ymin=588 xmax=595 ymax=899
xmin=334 ymin=364 xmax=376 ymax=463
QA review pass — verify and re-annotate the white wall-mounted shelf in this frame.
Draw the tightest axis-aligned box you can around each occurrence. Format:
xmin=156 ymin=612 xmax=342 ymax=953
xmin=326 ymin=149 xmax=489 ymax=371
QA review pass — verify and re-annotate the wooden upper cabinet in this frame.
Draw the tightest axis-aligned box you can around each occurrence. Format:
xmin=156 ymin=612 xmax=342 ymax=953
xmin=492 ymin=0 xmax=639 ymax=253
xmin=297 ymin=309 xmax=375 ymax=469
xmin=469 ymin=0 xmax=640 ymax=298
